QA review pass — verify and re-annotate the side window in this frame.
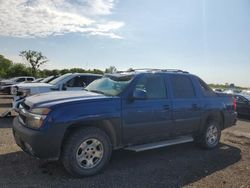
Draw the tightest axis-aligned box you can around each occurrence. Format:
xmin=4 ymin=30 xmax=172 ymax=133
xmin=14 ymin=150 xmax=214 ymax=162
xmin=27 ymin=78 xmax=34 ymax=81
xmin=16 ymin=78 xmax=25 ymax=82
xmin=86 ymin=76 xmax=101 ymax=85
xmin=66 ymin=76 xmax=87 ymax=87
xmin=135 ymin=74 xmax=167 ymax=99
xmin=171 ymin=75 xmax=195 ymax=98
xmin=198 ymin=78 xmax=215 ymax=97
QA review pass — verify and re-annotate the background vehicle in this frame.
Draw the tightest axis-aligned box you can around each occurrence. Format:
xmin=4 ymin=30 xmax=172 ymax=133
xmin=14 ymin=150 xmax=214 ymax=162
xmin=13 ymin=69 xmax=237 ymax=177
xmin=11 ymin=73 xmax=102 ymax=109
xmin=0 ymin=76 xmax=35 ymax=94
xmin=234 ymin=94 xmax=250 ymax=116
xmin=31 ymin=78 xmax=44 ymax=83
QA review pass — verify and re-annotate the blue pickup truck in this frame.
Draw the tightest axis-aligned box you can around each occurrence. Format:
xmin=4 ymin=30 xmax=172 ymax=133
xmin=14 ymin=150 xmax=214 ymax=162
xmin=13 ymin=69 xmax=237 ymax=177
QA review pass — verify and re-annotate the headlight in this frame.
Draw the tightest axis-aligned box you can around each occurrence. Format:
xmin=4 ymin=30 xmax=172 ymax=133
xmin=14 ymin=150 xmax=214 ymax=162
xmin=20 ymin=107 xmax=51 ymax=129
xmin=30 ymin=108 xmax=51 ymax=115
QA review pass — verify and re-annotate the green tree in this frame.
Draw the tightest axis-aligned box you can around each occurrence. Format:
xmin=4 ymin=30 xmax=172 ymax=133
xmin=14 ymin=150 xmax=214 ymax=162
xmin=0 ymin=55 xmax=13 ymax=78
xmin=20 ymin=50 xmax=48 ymax=77
xmin=60 ymin=69 xmax=70 ymax=75
xmin=92 ymin=69 xmax=103 ymax=75
xmin=6 ymin=63 xmax=32 ymax=78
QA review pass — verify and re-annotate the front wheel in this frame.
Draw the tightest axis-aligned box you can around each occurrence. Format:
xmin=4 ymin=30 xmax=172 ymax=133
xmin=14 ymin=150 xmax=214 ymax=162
xmin=61 ymin=127 xmax=112 ymax=177
xmin=195 ymin=120 xmax=221 ymax=149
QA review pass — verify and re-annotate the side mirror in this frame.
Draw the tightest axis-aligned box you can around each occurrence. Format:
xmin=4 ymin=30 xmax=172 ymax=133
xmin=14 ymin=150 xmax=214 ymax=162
xmin=133 ymin=89 xmax=147 ymax=100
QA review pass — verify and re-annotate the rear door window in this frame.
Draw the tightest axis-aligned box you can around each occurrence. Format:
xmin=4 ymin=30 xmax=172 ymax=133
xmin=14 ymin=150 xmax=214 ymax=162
xmin=26 ymin=78 xmax=34 ymax=81
xmin=16 ymin=78 xmax=26 ymax=82
xmin=170 ymin=75 xmax=195 ymax=98
xmin=198 ymin=78 xmax=215 ymax=97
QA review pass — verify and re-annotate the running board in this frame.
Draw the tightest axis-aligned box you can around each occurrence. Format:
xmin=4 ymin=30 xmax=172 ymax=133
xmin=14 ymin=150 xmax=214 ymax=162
xmin=124 ymin=136 xmax=194 ymax=152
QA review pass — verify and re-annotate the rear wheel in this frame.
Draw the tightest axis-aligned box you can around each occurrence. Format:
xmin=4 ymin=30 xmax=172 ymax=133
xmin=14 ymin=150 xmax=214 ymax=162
xmin=61 ymin=127 xmax=112 ymax=177
xmin=195 ymin=120 xmax=221 ymax=149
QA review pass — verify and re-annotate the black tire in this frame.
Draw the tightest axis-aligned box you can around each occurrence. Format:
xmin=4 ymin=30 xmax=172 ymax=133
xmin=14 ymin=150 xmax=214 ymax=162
xmin=194 ymin=120 xmax=221 ymax=149
xmin=61 ymin=127 xmax=112 ymax=177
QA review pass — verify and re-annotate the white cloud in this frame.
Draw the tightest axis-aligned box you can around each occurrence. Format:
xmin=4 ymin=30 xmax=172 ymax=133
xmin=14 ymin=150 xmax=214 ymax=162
xmin=0 ymin=0 xmax=124 ymax=39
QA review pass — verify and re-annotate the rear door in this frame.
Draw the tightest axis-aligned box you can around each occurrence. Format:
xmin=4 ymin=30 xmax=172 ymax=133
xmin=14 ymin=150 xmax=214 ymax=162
xmin=169 ymin=74 xmax=201 ymax=136
xmin=122 ymin=74 xmax=173 ymax=144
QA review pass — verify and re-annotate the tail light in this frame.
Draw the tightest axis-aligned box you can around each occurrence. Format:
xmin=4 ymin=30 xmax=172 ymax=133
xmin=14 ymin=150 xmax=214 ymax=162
xmin=233 ymin=97 xmax=237 ymax=111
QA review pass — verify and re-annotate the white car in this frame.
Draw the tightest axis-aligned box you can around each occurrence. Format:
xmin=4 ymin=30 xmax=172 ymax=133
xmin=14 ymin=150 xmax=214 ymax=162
xmin=11 ymin=73 xmax=102 ymax=109
xmin=0 ymin=76 xmax=35 ymax=94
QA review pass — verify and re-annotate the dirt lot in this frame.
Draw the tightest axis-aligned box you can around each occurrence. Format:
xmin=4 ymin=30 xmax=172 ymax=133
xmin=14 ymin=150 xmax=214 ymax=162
xmin=0 ymin=94 xmax=250 ymax=188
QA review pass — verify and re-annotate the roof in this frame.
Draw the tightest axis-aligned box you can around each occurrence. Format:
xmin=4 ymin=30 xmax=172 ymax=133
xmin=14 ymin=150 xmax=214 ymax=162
xmin=117 ymin=68 xmax=189 ymax=74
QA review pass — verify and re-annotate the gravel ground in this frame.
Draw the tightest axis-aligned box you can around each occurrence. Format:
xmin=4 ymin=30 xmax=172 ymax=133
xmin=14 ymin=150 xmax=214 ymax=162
xmin=0 ymin=94 xmax=250 ymax=188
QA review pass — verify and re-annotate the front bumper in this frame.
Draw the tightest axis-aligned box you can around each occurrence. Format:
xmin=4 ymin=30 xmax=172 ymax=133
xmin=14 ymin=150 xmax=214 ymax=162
xmin=12 ymin=117 xmax=64 ymax=160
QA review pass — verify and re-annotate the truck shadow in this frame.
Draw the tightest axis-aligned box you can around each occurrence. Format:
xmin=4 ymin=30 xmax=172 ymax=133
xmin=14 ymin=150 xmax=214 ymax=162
xmin=0 ymin=143 xmax=241 ymax=187
xmin=0 ymin=116 xmax=13 ymax=128
xmin=238 ymin=115 xmax=250 ymax=122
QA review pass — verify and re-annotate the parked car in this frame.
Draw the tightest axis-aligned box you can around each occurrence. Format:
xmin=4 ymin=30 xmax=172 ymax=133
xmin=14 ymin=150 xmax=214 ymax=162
xmin=0 ymin=76 xmax=35 ymax=94
xmin=39 ymin=75 xmax=59 ymax=84
xmin=11 ymin=76 xmax=59 ymax=95
xmin=11 ymin=73 xmax=102 ymax=109
xmin=234 ymin=94 xmax=250 ymax=116
xmin=223 ymin=89 xmax=241 ymax=94
xmin=241 ymin=90 xmax=250 ymax=95
xmin=13 ymin=69 xmax=237 ymax=177
xmin=213 ymin=88 xmax=223 ymax=92
xmin=31 ymin=78 xmax=44 ymax=83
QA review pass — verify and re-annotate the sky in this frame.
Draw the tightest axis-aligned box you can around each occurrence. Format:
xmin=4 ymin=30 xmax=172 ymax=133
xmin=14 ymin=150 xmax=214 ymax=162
xmin=0 ymin=0 xmax=249 ymax=87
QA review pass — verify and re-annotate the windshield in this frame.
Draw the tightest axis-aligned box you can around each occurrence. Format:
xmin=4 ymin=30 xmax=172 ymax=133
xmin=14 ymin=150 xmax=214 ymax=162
xmin=244 ymin=95 xmax=250 ymax=101
xmin=9 ymin=77 xmax=18 ymax=81
xmin=41 ymin=76 xmax=54 ymax=83
xmin=49 ymin=73 xmax=71 ymax=85
xmin=85 ymin=74 xmax=134 ymax=96
xmin=32 ymin=78 xmax=43 ymax=83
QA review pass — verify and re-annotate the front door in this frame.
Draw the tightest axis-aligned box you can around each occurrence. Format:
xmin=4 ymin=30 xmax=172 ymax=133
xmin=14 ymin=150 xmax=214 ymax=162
xmin=122 ymin=74 xmax=173 ymax=144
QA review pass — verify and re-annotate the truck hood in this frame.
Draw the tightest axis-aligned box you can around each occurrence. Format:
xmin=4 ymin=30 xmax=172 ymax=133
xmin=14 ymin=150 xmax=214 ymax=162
xmin=16 ymin=82 xmax=53 ymax=89
xmin=24 ymin=90 xmax=108 ymax=108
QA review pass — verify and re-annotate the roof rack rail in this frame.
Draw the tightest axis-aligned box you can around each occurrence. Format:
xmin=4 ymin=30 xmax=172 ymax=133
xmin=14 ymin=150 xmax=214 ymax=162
xmin=127 ymin=68 xmax=189 ymax=74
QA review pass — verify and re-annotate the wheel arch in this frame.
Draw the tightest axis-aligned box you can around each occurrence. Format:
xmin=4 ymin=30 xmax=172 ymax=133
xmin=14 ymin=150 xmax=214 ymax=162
xmin=200 ymin=111 xmax=224 ymax=132
xmin=61 ymin=119 xmax=122 ymax=153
